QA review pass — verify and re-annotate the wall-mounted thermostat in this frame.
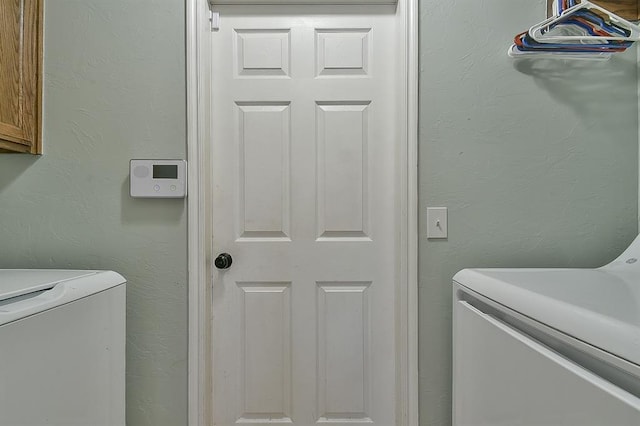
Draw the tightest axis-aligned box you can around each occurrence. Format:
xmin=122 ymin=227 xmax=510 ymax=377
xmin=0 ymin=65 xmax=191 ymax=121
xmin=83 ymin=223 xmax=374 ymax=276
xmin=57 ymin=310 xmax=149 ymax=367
xmin=130 ymin=159 xmax=187 ymax=198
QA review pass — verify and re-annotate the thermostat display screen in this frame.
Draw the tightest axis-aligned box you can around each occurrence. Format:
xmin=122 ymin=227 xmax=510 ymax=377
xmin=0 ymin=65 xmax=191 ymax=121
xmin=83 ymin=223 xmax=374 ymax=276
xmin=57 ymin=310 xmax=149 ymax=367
xmin=153 ymin=165 xmax=178 ymax=179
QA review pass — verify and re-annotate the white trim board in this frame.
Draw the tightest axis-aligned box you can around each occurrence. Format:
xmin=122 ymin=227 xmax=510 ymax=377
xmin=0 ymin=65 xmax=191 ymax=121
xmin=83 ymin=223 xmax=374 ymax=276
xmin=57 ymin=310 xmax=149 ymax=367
xmin=186 ymin=0 xmax=419 ymax=423
xmin=187 ymin=0 xmax=213 ymax=424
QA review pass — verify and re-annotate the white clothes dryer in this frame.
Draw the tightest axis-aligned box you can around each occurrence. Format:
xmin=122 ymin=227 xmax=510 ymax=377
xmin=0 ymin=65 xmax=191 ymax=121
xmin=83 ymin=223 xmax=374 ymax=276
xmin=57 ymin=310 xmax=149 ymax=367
xmin=453 ymin=236 xmax=640 ymax=425
xmin=0 ymin=269 xmax=126 ymax=426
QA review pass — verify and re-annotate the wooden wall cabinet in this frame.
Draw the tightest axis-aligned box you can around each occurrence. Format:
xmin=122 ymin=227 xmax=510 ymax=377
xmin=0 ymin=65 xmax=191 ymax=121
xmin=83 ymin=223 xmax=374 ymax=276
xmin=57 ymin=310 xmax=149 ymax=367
xmin=0 ymin=0 xmax=43 ymax=154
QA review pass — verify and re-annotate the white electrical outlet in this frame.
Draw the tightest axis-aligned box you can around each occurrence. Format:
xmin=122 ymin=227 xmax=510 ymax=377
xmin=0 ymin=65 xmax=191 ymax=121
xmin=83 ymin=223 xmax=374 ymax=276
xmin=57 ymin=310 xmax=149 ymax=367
xmin=427 ymin=207 xmax=448 ymax=239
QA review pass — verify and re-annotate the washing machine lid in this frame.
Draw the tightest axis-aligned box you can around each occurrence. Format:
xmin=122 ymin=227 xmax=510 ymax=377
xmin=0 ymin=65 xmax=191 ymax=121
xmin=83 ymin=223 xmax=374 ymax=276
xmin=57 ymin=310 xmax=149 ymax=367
xmin=0 ymin=270 xmax=126 ymax=326
xmin=0 ymin=270 xmax=98 ymax=302
xmin=0 ymin=269 xmax=124 ymax=302
xmin=454 ymin=267 xmax=640 ymax=367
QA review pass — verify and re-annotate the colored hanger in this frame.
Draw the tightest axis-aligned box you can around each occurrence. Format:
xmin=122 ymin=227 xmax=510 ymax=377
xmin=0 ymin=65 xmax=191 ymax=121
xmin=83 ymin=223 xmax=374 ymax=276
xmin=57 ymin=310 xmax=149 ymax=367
xmin=531 ymin=1 xmax=640 ymax=43
xmin=509 ymin=0 xmax=640 ymax=60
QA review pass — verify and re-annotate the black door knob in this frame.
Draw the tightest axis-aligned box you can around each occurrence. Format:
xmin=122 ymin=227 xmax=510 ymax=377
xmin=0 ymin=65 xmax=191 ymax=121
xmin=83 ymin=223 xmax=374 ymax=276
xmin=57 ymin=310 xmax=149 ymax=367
xmin=214 ymin=253 xmax=233 ymax=270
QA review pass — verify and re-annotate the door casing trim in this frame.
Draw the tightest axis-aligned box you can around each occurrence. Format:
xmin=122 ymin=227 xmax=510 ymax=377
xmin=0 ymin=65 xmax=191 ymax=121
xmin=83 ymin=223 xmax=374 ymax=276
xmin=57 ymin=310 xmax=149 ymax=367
xmin=186 ymin=0 xmax=418 ymax=423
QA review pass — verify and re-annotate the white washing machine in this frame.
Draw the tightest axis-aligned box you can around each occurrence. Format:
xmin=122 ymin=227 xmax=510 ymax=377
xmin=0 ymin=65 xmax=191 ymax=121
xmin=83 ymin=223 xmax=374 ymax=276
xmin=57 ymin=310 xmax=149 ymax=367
xmin=453 ymin=236 xmax=640 ymax=425
xmin=0 ymin=269 xmax=126 ymax=426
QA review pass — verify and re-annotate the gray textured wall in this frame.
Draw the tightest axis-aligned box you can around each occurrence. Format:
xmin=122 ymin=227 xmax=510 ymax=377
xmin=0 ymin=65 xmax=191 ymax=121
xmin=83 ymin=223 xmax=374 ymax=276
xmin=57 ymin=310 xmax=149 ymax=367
xmin=419 ymin=0 xmax=639 ymax=424
xmin=0 ymin=1 xmax=187 ymax=425
xmin=0 ymin=1 xmax=637 ymax=425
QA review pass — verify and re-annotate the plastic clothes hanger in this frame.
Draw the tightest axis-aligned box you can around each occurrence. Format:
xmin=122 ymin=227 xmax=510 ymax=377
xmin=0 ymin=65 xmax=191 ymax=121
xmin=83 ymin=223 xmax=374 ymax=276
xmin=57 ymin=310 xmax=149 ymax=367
xmin=532 ymin=14 xmax=633 ymax=50
xmin=530 ymin=1 xmax=640 ymax=43
xmin=513 ymin=5 xmax=632 ymax=54
xmin=546 ymin=2 xmax=631 ymax=39
xmin=555 ymin=0 xmax=578 ymax=15
xmin=513 ymin=31 xmax=628 ymax=53
xmin=535 ymin=10 xmax=632 ymax=46
xmin=508 ymin=0 xmax=638 ymax=60
xmin=507 ymin=43 xmax=613 ymax=60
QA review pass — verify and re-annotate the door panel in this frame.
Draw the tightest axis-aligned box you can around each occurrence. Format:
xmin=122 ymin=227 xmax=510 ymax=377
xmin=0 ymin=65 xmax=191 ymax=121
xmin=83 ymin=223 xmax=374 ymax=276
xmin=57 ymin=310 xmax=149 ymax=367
xmin=239 ymin=282 xmax=292 ymax=421
xmin=316 ymin=102 xmax=370 ymax=239
xmin=211 ymin=7 xmax=398 ymax=425
xmin=317 ymin=282 xmax=371 ymax=421
xmin=236 ymin=102 xmax=291 ymax=240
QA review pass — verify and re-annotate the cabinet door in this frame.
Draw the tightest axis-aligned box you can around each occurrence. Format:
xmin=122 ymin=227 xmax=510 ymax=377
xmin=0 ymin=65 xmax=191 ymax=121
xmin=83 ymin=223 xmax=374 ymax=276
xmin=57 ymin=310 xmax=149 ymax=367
xmin=0 ymin=0 xmax=42 ymax=154
xmin=546 ymin=0 xmax=640 ymax=21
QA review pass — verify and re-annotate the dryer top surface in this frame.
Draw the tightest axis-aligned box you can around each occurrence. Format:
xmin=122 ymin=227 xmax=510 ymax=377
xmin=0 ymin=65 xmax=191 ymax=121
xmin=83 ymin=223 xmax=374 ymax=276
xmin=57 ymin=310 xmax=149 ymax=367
xmin=454 ymin=265 xmax=640 ymax=367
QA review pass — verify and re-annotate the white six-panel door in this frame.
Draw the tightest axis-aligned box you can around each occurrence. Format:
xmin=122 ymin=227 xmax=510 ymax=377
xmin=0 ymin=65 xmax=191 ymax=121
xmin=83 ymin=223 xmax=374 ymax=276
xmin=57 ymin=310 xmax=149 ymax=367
xmin=211 ymin=6 xmax=399 ymax=425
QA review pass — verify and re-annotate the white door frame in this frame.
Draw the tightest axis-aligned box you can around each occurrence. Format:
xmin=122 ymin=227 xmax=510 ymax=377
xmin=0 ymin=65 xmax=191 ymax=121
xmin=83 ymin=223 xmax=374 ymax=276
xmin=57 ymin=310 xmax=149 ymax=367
xmin=186 ymin=0 xmax=418 ymax=423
